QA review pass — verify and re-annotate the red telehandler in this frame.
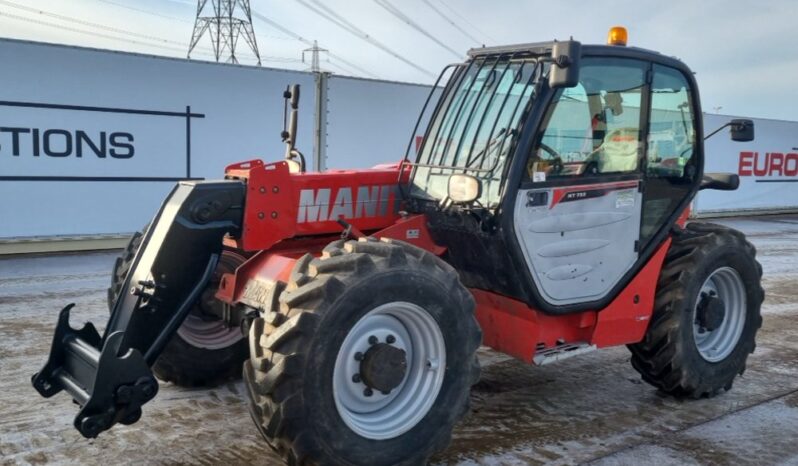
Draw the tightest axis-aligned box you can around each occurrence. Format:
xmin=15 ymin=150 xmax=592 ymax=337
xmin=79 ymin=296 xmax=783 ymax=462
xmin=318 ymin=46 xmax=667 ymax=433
xmin=33 ymin=28 xmax=763 ymax=465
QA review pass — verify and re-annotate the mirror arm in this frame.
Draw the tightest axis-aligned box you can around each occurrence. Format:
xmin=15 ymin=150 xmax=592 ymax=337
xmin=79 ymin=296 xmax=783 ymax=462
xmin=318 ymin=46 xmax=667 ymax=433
xmin=704 ymin=122 xmax=732 ymax=141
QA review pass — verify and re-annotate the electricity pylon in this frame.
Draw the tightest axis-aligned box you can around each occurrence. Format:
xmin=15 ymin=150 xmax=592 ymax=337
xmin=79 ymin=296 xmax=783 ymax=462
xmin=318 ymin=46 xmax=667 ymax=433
xmin=188 ymin=0 xmax=261 ymax=65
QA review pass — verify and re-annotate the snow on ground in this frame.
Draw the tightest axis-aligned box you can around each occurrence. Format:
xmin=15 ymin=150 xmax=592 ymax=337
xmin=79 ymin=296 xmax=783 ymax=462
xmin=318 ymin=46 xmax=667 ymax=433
xmin=1 ymin=215 xmax=797 ymax=465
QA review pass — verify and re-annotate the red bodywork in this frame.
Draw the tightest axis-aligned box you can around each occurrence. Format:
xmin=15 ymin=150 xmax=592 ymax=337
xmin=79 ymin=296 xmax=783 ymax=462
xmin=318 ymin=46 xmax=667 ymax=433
xmin=217 ymin=159 xmax=675 ymax=364
xmin=224 ymin=159 xmax=409 ymax=252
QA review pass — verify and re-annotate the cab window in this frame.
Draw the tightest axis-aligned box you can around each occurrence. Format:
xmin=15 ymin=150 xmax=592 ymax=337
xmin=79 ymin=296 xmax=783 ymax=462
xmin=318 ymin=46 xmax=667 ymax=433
xmin=640 ymin=64 xmax=698 ymax=245
xmin=527 ymin=58 xmax=647 ymax=181
xmin=646 ymin=64 xmax=697 ymax=179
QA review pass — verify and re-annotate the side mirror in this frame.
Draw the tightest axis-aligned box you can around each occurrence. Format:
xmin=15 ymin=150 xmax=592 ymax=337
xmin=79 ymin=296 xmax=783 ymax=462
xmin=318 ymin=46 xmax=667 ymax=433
xmin=448 ymin=174 xmax=482 ymax=204
xmin=730 ymin=119 xmax=754 ymax=142
xmin=700 ymin=173 xmax=740 ymax=191
xmin=548 ymin=40 xmax=581 ymax=89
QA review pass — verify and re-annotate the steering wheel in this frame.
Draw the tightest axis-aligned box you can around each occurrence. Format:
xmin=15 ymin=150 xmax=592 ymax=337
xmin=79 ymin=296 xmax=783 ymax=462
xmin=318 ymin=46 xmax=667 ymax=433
xmin=538 ymin=142 xmax=564 ymax=175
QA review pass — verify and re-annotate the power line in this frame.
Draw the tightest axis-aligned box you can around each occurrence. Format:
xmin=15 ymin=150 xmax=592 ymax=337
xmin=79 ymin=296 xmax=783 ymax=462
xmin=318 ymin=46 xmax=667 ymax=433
xmin=420 ymin=0 xmax=481 ymax=45
xmin=95 ymin=0 xmax=193 ymax=24
xmin=249 ymin=9 xmax=379 ymax=78
xmin=436 ymin=0 xmax=497 ymax=43
xmin=0 ymin=0 xmax=192 ymax=47
xmin=0 ymin=10 xmax=191 ymax=53
xmin=324 ymin=53 xmax=375 ymax=78
xmin=300 ymin=0 xmax=435 ymax=77
xmin=294 ymin=0 xmax=435 ymax=78
xmin=1 ymin=0 xmax=387 ymax=79
xmin=373 ymin=0 xmax=461 ymax=59
xmin=94 ymin=0 xmax=381 ymax=78
xmin=93 ymin=0 xmax=303 ymax=49
xmin=0 ymin=9 xmax=295 ymax=64
xmin=163 ymin=0 xmax=195 ymax=6
xmin=0 ymin=0 xmax=263 ymax=62
xmin=326 ymin=58 xmax=356 ymax=75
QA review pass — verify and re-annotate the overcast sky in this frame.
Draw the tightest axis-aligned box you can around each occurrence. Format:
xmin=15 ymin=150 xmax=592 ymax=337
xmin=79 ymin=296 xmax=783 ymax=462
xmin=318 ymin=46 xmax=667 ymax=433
xmin=1 ymin=0 xmax=796 ymax=121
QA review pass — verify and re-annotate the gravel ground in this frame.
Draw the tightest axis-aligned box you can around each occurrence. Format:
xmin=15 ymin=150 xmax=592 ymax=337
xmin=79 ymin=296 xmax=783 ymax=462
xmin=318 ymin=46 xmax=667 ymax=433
xmin=1 ymin=215 xmax=798 ymax=465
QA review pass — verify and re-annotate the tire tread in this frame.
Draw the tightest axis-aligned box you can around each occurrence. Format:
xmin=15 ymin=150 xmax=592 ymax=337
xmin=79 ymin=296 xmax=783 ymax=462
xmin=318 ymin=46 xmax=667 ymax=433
xmin=244 ymin=237 xmax=481 ymax=465
xmin=629 ymin=222 xmax=764 ymax=398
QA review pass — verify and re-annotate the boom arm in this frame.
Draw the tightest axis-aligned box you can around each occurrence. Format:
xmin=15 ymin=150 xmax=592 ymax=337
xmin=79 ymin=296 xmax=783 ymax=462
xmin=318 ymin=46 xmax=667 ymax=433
xmin=32 ymin=180 xmax=245 ymax=438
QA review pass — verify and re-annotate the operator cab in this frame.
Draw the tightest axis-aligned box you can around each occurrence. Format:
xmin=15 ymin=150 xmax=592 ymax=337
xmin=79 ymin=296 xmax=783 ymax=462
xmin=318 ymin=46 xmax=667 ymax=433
xmin=403 ymin=27 xmax=750 ymax=314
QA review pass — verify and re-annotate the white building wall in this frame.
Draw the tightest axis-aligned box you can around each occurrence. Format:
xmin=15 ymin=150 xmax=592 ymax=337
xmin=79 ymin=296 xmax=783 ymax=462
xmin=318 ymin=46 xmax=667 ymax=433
xmin=325 ymin=75 xmax=435 ymax=169
xmin=2 ymin=38 xmax=798 ymax=241
xmin=699 ymin=113 xmax=798 ymax=213
xmin=0 ymin=39 xmax=425 ymax=238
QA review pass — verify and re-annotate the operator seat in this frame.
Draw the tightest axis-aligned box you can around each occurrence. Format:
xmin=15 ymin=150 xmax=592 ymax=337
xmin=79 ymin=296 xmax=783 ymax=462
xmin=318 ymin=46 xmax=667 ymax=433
xmin=596 ymin=127 xmax=639 ymax=173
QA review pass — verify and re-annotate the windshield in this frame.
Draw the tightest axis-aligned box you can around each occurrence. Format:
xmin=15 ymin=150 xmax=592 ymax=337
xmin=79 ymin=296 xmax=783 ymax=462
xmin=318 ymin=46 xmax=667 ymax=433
xmin=409 ymin=57 xmax=540 ymax=207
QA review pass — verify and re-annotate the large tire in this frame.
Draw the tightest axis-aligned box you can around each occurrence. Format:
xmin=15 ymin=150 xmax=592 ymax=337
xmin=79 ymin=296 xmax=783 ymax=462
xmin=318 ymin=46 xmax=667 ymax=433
xmin=244 ymin=237 xmax=481 ymax=465
xmin=629 ymin=222 xmax=764 ymax=397
xmin=108 ymin=229 xmax=248 ymax=387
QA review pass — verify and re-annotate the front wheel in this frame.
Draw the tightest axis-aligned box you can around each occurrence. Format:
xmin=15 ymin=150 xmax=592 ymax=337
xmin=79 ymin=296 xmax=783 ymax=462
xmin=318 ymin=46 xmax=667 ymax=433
xmin=629 ymin=222 xmax=764 ymax=397
xmin=108 ymin=229 xmax=248 ymax=387
xmin=244 ymin=237 xmax=481 ymax=465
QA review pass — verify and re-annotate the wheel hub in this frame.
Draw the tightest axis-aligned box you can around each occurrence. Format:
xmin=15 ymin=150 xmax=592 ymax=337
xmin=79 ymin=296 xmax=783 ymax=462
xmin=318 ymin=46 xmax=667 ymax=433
xmin=360 ymin=343 xmax=407 ymax=394
xmin=332 ymin=301 xmax=447 ymax=440
xmin=696 ymin=292 xmax=726 ymax=331
xmin=693 ymin=266 xmax=747 ymax=362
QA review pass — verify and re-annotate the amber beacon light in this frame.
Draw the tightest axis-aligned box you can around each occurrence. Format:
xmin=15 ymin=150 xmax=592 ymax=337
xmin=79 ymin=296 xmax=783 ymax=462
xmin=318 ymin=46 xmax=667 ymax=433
xmin=607 ymin=26 xmax=628 ymax=46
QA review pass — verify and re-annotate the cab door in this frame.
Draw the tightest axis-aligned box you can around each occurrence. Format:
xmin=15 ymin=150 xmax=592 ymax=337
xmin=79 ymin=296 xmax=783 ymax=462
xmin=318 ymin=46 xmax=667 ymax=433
xmin=514 ymin=58 xmax=649 ymax=307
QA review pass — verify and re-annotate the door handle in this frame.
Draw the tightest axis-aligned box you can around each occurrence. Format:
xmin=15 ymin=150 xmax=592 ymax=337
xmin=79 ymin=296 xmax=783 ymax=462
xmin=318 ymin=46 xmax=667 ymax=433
xmin=526 ymin=191 xmax=548 ymax=207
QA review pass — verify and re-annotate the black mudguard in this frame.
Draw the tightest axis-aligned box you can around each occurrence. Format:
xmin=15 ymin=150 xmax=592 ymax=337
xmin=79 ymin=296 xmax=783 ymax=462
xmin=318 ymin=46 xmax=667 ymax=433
xmin=31 ymin=180 xmax=245 ymax=438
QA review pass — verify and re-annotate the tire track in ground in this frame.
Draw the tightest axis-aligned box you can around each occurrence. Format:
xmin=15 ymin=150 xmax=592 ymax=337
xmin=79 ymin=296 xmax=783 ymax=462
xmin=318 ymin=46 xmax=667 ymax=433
xmin=433 ymin=345 xmax=798 ymax=465
xmin=587 ymin=390 xmax=798 ymax=466
xmin=3 ymin=216 xmax=798 ymax=465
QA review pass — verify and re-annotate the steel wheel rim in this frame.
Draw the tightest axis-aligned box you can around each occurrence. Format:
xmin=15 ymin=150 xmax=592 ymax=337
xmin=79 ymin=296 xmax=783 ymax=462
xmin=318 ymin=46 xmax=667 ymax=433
xmin=176 ymin=251 xmax=245 ymax=350
xmin=177 ymin=315 xmax=244 ymax=350
xmin=693 ymin=266 xmax=747 ymax=362
xmin=333 ymin=301 xmax=446 ymax=440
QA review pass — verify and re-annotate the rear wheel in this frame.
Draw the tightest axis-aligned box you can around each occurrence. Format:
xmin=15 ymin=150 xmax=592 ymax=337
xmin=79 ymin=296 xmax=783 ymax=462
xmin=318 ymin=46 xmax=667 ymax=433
xmin=629 ymin=222 xmax=764 ymax=397
xmin=244 ymin=237 xmax=481 ymax=465
xmin=108 ymin=229 xmax=248 ymax=387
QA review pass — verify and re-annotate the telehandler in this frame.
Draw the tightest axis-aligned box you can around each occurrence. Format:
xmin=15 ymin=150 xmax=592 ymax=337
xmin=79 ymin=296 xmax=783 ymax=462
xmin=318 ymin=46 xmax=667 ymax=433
xmin=33 ymin=27 xmax=763 ymax=465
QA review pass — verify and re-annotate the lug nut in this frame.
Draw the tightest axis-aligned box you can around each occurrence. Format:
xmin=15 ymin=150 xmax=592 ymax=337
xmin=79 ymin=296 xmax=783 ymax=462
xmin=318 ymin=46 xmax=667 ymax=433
xmin=368 ymin=335 xmax=378 ymax=345
xmin=380 ymin=390 xmax=391 ymax=395
xmin=352 ymin=373 xmax=362 ymax=383
xmin=354 ymin=352 xmax=364 ymax=361
xmin=386 ymin=335 xmax=396 ymax=344
xmin=363 ymin=388 xmax=373 ymax=397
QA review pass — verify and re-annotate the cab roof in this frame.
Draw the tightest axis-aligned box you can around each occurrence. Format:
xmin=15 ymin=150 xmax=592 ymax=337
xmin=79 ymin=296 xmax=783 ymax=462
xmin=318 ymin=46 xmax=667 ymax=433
xmin=467 ymin=41 xmax=663 ymax=58
xmin=465 ymin=41 xmax=689 ymax=74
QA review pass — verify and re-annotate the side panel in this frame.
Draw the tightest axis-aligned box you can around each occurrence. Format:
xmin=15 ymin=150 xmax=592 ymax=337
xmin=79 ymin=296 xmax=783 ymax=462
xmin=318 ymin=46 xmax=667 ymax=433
xmin=474 ymin=238 xmax=669 ymax=363
xmin=226 ymin=160 xmax=407 ymax=251
xmin=472 ymin=289 xmax=595 ymax=363
xmin=513 ymin=180 xmax=641 ymax=306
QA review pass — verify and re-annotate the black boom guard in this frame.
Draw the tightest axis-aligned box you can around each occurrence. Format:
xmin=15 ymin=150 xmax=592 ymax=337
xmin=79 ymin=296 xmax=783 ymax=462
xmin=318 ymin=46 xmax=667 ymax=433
xmin=32 ymin=180 xmax=245 ymax=438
